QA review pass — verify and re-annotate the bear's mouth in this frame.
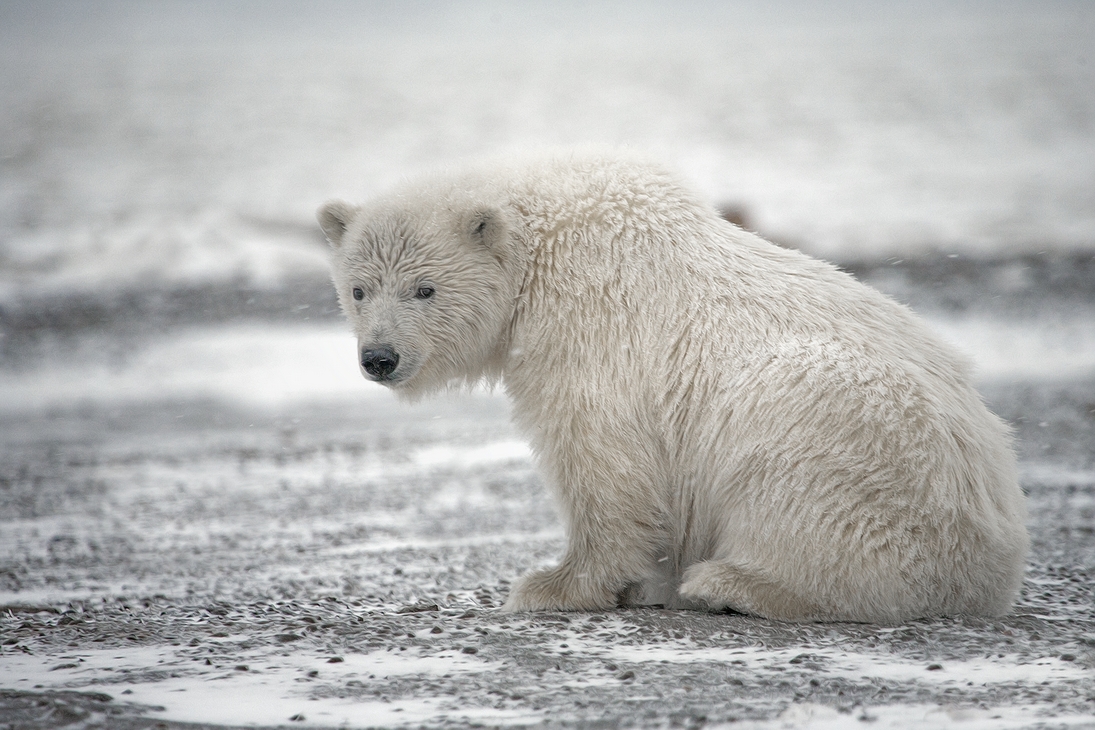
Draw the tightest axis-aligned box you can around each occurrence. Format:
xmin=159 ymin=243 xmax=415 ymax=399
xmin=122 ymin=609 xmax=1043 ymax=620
xmin=364 ymin=372 xmax=400 ymax=384
xmin=360 ymin=366 xmax=408 ymax=386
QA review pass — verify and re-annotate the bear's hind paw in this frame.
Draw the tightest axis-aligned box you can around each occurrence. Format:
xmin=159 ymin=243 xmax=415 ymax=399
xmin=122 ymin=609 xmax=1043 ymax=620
xmin=679 ymin=560 xmax=821 ymax=621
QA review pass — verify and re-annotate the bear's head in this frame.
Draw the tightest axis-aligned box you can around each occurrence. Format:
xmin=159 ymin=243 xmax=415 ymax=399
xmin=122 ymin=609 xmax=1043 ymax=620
xmin=318 ymin=195 xmax=520 ymax=398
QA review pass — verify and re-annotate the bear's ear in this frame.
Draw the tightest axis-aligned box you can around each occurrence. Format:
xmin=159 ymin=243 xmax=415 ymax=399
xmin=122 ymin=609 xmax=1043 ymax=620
xmin=464 ymin=207 xmax=509 ymax=256
xmin=317 ymin=200 xmax=357 ymax=249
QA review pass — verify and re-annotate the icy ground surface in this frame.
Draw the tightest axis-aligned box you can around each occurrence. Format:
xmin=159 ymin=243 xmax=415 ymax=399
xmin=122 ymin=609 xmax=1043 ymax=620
xmin=1 ymin=255 xmax=1094 ymax=729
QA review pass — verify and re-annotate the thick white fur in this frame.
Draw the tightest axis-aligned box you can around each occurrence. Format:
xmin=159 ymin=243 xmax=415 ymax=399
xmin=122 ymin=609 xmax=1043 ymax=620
xmin=320 ymin=152 xmax=1028 ymax=623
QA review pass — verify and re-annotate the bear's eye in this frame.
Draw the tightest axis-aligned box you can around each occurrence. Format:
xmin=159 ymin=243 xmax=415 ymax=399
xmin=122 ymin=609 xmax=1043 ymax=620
xmin=415 ymin=285 xmax=435 ymax=300
xmin=352 ymin=287 xmax=364 ymax=301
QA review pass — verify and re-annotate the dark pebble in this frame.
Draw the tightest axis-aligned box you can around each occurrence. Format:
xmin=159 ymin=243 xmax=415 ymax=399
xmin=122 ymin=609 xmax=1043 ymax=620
xmin=1061 ymin=654 xmax=1076 ymax=661
xmin=461 ymin=646 xmax=478 ymax=654
xmin=926 ymin=664 xmax=943 ymax=671
xmin=617 ymin=670 xmax=636 ymax=681
xmin=327 ymin=656 xmax=344 ymax=663
xmin=235 ymin=665 xmax=249 ymax=671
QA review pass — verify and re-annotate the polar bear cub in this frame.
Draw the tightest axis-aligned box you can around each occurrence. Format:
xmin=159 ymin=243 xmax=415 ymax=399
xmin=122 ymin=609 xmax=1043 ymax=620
xmin=318 ymin=152 xmax=1028 ymax=623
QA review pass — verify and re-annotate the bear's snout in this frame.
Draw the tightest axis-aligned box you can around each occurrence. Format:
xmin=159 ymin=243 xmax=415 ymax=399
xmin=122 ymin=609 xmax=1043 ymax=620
xmin=360 ymin=346 xmax=400 ymax=380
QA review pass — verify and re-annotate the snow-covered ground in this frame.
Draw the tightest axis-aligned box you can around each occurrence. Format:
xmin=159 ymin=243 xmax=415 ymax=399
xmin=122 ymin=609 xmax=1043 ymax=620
xmin=1 ymin=2 xmax=1093 ymax=729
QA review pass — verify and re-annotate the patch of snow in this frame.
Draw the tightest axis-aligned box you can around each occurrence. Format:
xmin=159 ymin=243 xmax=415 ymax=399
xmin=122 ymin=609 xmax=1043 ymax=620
xmin=0 ymin=645 xmax=533 ymax=728
xmin=1019 ymin=464 xmax=1095 ymax=488
xmin=606 ymin=642 xmax=1091 ymax=686
xmin=0 ymin=324 xmax=372 ymax=411
xmin=0 ymin=212 xmax=329 ymax=302
xmin=739 ymin=702 xmax=1095 ymax=730
xmin=414 ymin=440 xmax=532 ymax=470
xmin=925 ymin=314 xmax=1095 ymax=382
xmin=0 ymin=585 xmax=145 ymax=607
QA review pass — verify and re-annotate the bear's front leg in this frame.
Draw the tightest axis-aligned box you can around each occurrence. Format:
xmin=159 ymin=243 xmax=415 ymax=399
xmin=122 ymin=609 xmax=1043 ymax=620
xmin=502 ymin=532 xmax=658 ymax=612
xmin=501 ymin=429 xmax=668 ymax=613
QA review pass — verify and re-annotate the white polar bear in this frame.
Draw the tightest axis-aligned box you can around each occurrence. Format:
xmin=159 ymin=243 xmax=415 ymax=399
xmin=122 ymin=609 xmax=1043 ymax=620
xmin=318 ymin=152 xmax=1028 ymax=623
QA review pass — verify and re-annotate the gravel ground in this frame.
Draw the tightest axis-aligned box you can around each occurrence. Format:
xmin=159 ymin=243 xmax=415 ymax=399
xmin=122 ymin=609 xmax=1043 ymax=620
xmin=1 ymin=254 xmax=1094 ymax=729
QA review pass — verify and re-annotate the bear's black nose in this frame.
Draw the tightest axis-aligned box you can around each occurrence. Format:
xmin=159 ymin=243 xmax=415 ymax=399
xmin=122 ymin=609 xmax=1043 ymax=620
xmin=361 ymin=346 xmax=400 ymax=379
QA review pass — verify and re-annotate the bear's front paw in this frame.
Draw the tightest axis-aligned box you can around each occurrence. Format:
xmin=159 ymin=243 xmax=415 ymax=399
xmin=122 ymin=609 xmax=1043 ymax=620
xmin=501 ymin=566 xmax=618 ymax=612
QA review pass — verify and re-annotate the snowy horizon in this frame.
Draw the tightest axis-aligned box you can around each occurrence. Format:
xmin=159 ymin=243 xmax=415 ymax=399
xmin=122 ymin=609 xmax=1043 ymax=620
xmin=1 ymin=0 xmax=1093 ymax=302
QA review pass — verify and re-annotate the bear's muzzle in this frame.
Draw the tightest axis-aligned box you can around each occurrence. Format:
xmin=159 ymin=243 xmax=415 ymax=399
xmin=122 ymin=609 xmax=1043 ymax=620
xmin=360 ymin=346 xmax=400 ymax=380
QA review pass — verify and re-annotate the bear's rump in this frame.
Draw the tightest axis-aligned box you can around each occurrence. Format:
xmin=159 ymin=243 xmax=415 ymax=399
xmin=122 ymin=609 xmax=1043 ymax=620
xmin=659 ymin=338 xmax=1023 ymax=620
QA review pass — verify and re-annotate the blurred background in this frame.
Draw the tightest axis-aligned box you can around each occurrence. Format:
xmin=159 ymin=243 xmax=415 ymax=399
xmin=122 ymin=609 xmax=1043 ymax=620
xmin=1 ymin=0 xmax=1094 ymax=413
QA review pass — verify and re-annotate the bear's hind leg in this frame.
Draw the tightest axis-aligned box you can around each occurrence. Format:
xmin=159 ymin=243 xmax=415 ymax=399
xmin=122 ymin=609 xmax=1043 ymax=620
xmin=678 ymin=560 xmax=822 ymax=621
